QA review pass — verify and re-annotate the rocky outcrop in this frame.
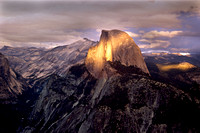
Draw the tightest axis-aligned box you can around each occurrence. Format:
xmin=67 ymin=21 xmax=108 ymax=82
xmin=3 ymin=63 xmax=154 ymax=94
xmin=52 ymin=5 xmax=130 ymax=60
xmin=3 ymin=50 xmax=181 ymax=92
xmin=85 ymin=30 xmax=149 ymax=78
xmin=0 ymin=53 xmax=29 ymax=104
xmin=20 ymin=30 xmax=200 ymax=133
xmin=21 ymin=63 xmax=200 ymax=133
xmin=18 ymin=31 xmax=200 ymax=133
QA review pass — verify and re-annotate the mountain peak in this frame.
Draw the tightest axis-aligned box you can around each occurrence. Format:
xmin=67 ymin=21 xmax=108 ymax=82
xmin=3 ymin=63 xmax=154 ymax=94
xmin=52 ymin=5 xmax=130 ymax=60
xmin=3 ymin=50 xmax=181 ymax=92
xmin=85 ymin=29 xmax=149 ymax=78
xmin=1 ymin=45 xmax=12 ymax=50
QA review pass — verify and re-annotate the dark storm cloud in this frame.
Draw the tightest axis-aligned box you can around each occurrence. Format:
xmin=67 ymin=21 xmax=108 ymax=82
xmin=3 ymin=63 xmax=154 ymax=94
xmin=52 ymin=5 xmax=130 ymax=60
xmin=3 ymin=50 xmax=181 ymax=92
xmin=0 ymin=0 xmax=200 ymax=51
xmin=1 ymin=1 xmax=183 ymax=29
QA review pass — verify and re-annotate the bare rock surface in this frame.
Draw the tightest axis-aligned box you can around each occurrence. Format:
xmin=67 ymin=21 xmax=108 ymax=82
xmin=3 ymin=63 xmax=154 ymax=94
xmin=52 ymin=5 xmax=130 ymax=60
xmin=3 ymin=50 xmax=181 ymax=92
xmin=0 ymin=53 xmax=29 ymax=104
xmin=21 ymin=63 xmax=200 ymax=133
xmin=85 ymin=30 xmax=149 ymax=78
xmin=0 ymin=39 xmax=96 ymax=80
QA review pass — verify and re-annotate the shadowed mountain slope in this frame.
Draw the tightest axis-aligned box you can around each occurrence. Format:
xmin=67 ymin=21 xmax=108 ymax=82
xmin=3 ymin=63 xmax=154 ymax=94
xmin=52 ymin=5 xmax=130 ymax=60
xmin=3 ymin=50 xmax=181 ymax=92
xmin=0 ymin=53 xmax=29 ymax=104
xmin=0 ymin=39 xmax=97 ymax=82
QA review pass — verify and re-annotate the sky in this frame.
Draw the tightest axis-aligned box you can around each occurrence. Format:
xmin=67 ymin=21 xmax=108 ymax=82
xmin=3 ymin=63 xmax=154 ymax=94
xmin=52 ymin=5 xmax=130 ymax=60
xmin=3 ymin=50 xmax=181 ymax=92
xmin=0 ymin=0 xmax=200 ymax=53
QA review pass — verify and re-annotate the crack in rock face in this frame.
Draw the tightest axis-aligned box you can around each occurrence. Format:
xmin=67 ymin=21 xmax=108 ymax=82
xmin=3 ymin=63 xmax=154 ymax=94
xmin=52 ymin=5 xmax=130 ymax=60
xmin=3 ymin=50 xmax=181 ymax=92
xmin=85 ymin=29 xmax=149 ymax=78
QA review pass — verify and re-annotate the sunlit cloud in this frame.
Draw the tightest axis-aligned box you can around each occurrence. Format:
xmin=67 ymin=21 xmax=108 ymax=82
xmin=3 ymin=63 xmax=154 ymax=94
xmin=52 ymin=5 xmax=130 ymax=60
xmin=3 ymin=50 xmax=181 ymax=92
xmin=142 ymin=30 xmax=183 ymax=39
xmin=125 ymin=31 xmax=139 ymax=38
xmin=170 ymin=48 xmax=189 ymax=52
xmin=139 ymin=40 xmax=170 ymax=49
xmin=171 ymin=52 xmax=191 ymax=56
xmin=142 ymin=50 xmax=170 ymax=54
xmin=157 ymin=62 xmax=195 ymax=72
xmin=0 ymin=41 xmax=12 ymax=47
xmin=139 ymin=39 xmax=150 ymax=43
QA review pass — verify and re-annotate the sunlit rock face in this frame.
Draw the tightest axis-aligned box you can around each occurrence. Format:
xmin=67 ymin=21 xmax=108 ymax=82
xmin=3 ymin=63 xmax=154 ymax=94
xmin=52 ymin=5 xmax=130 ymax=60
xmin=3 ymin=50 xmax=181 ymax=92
xmin=85 ymin=29 xmax=149 ymax=78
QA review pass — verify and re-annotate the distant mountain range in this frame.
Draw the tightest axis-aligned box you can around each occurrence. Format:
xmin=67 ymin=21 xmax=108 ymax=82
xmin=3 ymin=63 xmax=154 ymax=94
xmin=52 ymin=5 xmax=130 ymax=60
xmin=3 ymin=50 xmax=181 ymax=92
xmin=144 ymin=53 xmax=200 ymax=106
xmin=0 ymin=38 xmax=96 ymax=82
xmin=143 ymin=53 xmax=200 ymax=67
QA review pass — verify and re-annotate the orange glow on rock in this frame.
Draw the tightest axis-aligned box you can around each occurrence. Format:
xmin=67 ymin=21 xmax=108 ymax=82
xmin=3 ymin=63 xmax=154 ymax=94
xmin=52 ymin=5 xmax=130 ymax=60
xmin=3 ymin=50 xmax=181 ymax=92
xmin=105 ymin=41 xmax=112 ymax=61
xmin=85 ymin=29 xmax=149 ymax=78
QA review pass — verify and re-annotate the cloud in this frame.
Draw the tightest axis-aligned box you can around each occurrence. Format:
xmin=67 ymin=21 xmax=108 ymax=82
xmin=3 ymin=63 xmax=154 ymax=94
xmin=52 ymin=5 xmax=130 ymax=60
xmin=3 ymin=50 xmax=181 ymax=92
xmin=142 ymin=30 xmax=183 ymax=39
xmin=1 ymin=2 xmax=197 ymax=28
xmin=0 ymin=41 xmax=12 ymax=48
xmin=138 ymin=30 xmax=182 ymax=51
xmin=139 ymin=40 xmax=170 ymax=49
xmin=139 ymin=39 xmax=150 ymax=43
xmin=0 ymin=1 xmax=200 ymax=48
xmin=142 ymin=50 xmax=170 ymax=54
xmin=170 ymin=48 xmax=189 ymax=52
xmin=178 ymin=31 xmax=200 ymax=37
xmin=125 ymin=31 xmax=139 ymax=38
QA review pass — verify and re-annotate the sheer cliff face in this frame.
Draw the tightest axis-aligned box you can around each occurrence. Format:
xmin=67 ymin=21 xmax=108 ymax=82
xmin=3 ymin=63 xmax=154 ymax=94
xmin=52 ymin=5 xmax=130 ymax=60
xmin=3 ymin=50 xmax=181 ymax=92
xmin=85 ymin=30 xmax=149 ymax=78
xmin=0 ymin=53 xmax=28 ymax=104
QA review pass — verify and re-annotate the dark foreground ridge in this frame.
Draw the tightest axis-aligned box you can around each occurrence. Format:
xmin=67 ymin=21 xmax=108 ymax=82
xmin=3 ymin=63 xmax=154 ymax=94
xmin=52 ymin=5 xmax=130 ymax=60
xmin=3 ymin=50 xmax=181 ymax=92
xmin=21 ymin=63 xmax=200 ymax=133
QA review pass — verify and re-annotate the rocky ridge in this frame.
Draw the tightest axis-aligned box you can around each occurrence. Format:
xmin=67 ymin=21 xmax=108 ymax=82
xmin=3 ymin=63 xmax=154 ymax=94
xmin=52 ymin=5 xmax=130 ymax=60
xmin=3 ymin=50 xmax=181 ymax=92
xmin=0 ymin=53 xmax=29 ymax=104
xmin=0 ymin=38 xmax=96 ymax=81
